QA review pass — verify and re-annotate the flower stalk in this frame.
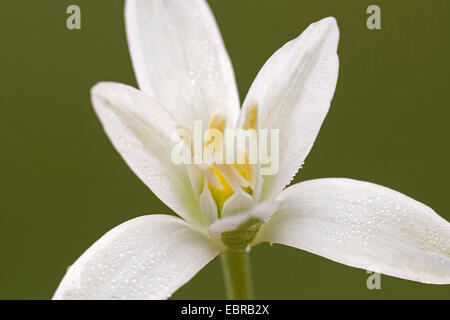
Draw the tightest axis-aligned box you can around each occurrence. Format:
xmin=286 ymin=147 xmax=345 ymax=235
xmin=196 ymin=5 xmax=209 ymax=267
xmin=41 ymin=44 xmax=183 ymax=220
xmin=220 ymin=250 xmax=254 ymax=300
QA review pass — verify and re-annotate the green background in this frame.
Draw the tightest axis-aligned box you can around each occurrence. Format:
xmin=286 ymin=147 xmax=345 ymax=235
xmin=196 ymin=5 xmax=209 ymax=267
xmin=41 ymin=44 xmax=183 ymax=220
xmin=1 ymin=0 xmax=449 ymax=299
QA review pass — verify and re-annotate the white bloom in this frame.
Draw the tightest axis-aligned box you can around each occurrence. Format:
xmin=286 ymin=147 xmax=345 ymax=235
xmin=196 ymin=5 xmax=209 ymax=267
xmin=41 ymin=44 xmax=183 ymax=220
xmin=53 ymin=0 xmax=450 ymax=299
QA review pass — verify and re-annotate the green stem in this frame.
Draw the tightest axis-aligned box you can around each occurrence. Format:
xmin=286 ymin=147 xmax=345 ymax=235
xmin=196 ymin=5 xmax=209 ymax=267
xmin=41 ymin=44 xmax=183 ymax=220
xmin=220 ymin=250 xmax=254 ymax=300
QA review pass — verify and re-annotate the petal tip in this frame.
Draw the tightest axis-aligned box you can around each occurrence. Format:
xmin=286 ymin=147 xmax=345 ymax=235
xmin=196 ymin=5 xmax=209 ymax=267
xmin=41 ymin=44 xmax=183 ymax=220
xmin=311 ymin=16 xmax=340 ymax=41
xmin=314 ymin=16 xmax=338 ymax=30
xmin=90 ymin=81 xmax=116 ymax=98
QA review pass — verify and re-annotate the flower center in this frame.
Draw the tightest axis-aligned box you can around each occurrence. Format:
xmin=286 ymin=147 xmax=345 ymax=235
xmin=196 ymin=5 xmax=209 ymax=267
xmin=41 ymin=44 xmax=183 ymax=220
xmin=202 ymin=109 xmax=257 ymax=217
xmin=189 ymin=103 xmax=272 ymax=251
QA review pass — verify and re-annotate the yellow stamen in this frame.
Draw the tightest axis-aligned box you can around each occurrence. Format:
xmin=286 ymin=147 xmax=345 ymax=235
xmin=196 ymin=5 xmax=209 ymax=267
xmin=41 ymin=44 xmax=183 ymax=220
xmin=207 ymin=166 xmax=234 ymax=217
xmin=202 ymin=107 xmax=259 ymax=215
xmin=238 ymin=102 xmax=258 ymax=190
xmin=209 ymin=113 xmax=227 ymax=132
xmin=242 ymin=103 xmax=258 ymax=130
xmin=234 ymin=153 xmax=252 ymax=184
xmin=205 ymin=113 xmax=227 ymax=149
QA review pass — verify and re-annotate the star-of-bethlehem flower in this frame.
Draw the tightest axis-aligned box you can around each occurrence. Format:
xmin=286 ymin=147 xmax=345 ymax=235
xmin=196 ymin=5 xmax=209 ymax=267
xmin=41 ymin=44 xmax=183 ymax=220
xmin=54 ymin=0 xmax=450 ymax=299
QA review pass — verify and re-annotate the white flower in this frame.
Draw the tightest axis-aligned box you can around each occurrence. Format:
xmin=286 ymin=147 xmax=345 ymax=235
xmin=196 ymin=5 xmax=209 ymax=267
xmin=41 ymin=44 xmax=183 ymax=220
xmin=53 ymin=0 xmax=450 ymax=300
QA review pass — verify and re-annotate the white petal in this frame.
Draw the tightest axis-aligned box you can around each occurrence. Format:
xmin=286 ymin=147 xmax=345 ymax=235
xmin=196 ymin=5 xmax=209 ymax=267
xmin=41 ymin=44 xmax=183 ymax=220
xmin=91 ymin=82 xmax=202 ymax=224
xmin=249 ymin=163 xmax=264 ymax=202
xmin=256 ymin=178 xmax=450 ymax=284
xmin=239 ymin=17 xmax=339 ymax=200
xmin=210 ymin=200 xmax=278 ymax=236
xmin=53 ymin=214 xmax=221 ymax=299
xmin=199 ymin=181 xmax=218 ymax=225
xmin=221 ymin=190 xmax=255 ymax=218
xmin=125 ymin=0 xmax=240 ymax=128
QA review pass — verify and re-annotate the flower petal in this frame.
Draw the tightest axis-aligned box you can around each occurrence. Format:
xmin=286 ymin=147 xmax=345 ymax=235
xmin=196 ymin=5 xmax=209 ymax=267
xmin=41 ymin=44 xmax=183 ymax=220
xmin=210 ymin=200 xmax=278 ymax=236
xmin=53 ymin=214 xmax=221 ymax=299
xmin=221 ymin=190 xmax=255 ymax=218
xmin=125 ymin=0 xmax=240 ymax=128
xmin=199 ymin=181 xmax=218 ymax=225
xmin=239 ymin=17 xmax=339 ymax=200
xmin=256 ymin=178 xmax=450 ymax=284
xmin=91 ymin=82 xmax=202 ymax=224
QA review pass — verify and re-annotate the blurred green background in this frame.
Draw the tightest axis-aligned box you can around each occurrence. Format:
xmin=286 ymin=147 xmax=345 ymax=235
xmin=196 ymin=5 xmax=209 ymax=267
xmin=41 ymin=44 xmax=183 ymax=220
xmin=1 ymin=0 xmax=449 ymax=299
